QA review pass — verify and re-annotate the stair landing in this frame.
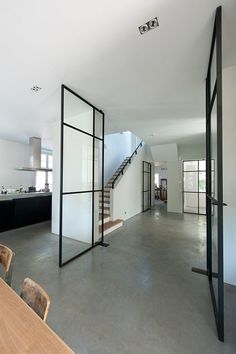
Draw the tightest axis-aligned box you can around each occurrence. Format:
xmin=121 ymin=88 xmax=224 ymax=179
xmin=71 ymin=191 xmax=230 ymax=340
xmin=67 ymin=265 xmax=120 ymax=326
xmin=99 ymin=219 xmax=123 ymax=236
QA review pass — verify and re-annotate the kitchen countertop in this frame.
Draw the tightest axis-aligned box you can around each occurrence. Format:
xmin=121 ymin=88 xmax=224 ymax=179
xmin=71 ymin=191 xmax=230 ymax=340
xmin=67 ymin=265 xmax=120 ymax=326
xmin=0 ymin=192 xmax=52 ymax=201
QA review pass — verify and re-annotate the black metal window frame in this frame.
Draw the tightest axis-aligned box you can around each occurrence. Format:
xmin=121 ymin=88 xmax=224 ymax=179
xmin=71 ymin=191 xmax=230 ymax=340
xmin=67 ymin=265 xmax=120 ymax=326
xmin=59 ymin=84 xmax=106 ymax=267
xmin=142 ymin=161 xmax=151 ymax=212
xmin=206 ymin=6 xmax=226 ymax=342
xmin=183 ymin=159 xmax=206 ymax=215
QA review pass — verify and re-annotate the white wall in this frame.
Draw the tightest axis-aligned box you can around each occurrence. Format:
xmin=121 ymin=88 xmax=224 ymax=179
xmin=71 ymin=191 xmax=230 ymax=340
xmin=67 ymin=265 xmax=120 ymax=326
xmin=151 ymin=143 xmax=178 ymax=162
xmin=178 ymin=143 xmax=206 ymax=160
xmin=111 ymin=144 xmax=154 ymax=221
xmin=0 ymin=138 xmax=35 ymax=190
xmin=167 ymin=161 xmax=182 ymax=213
xmin=155 ymin=163 xmax=168 ymax=184
xmin=104 ymin=131 xmax=141 ymax=183
xmin=222 ymin=65 xmax=236 ymax=285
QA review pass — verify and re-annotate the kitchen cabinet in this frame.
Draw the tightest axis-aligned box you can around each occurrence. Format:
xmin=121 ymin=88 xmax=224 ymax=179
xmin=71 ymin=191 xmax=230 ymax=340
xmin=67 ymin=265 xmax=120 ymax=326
xmin=0 ymin=193 xmax=52 ymax=232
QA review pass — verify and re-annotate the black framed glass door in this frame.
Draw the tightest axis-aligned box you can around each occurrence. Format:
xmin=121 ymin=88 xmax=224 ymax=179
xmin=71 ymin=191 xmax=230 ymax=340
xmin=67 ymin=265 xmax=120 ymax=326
xmin=206 ymin=6 xmax=226 ymax=341
xmin=142 ymin=161 xmax=151 ymax=212
xmin=59 ymin=85 xmax=105 ymax=267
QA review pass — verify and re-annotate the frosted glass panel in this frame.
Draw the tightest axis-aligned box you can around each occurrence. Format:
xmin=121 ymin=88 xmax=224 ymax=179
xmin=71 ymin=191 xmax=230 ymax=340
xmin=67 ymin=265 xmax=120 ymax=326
xmin=211 ymin=41 xmax=217 ymax=98
xmin=184 ymin=193 xmax=198 ymax=213
xmin=144 ymin=173 xmax=150 ymax=191
xmin=143 ymin=191 xmax=150 ymax=211
xmin=184 ymin=161 xmax=198 ymax=171
xmin=94 ymin=192 xmax=101 ymax=243
xmin=199 ymin=160 xmax=206 ymax=171
xmin=62 ymin=193 xmax=92 ymax=263
xmin=63 ymin=126 xmax=93 ymax=192
xmin=212 ymin=204 xmax=218 ymax=304
xmin=199 ymin=172 xmax=206 ymax=192
xmin=184 ymin=172 xmax=198 ymax=192
xmin=94 ymin=139 xmax=102 ymax=190
xmin=199 ymin=193 xmax=206 ymax=215
xmin=211 ymin=98 xmax=217 ymax=200
xmin=64 ymin=89 xmax=93 ymax=134
xmin=144 ymin=162 xmax=150 ymax=173
xmin=95 ymin=110 xmax=103 ymax=139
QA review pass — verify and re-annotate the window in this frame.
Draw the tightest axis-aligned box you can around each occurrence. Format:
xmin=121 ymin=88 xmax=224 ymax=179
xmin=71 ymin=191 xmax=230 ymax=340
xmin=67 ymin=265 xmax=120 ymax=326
xmin=155 ymin=173 xmax=160 ymax=186
xmin=36 ymin=153 xmax=53 ymax=191
xmin=183 ymin=160 xmax=206 ymax=215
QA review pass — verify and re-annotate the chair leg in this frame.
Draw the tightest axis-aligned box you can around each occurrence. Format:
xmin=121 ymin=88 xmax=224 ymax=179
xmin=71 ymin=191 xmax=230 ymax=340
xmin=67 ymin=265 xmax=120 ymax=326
xmin=5 ymin=255 xmax=14 ymax=287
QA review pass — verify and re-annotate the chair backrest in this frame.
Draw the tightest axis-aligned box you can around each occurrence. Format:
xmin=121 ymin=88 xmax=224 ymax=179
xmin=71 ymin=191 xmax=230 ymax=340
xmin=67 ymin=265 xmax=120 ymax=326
xmin=20 ymin=277 xmax=51 ymax=321
xmin=0 ymin=244 xmax=14 ymax=275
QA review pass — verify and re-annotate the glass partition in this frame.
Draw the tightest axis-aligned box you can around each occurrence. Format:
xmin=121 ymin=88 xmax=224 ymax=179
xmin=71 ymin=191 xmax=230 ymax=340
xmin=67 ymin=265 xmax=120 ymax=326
xmin=59 ymin=85 xmax=105 ymax=266
xmin=206 ymin=6 xmax=225 ymax=342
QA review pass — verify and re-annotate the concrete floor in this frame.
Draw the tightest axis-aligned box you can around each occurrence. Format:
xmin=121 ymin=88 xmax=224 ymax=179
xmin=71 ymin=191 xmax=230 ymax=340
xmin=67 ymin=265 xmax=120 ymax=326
xmin=0 ymin=206 xmax=236 ymax=354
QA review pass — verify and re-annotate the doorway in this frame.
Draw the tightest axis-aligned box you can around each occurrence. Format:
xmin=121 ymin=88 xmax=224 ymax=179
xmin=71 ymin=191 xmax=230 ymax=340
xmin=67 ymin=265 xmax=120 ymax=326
xmin=142 ymin=161 xmax=151 ymax=212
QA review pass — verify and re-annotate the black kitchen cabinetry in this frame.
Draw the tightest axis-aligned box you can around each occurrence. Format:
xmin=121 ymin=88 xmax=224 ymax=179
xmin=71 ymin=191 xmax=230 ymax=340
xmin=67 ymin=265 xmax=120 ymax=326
xmin=0 ymin=195 xmax=52 ymax=232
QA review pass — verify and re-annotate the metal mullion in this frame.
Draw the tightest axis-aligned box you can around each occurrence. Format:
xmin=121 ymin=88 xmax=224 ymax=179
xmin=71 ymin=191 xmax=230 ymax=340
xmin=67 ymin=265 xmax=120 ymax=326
xmin=59 ymin=85 xmax=64 ymax=267
xmin=60 ymin=242 xmax=101 ymax=267
xmin=62 ymin=189 xmax=102 ymax=195
xmin=198 ymin=161 xmax=200 ymax=215
xmin=209 ymin=82 xmax=217 ymax=115
xmin=206 ymin=74 xmax=212 ymax=279
xmin=216 ymin=6 xmax=224 ymax=342
xmin=142 ymin=162 xmax=144 ymax=211
xmin=62 ymin=84 xmax=103 ymax=112
xmin=184 ymin=191 xmax=200 ymax=194
xmin=92 ymin=109 xmax=95 ymax=247
xmin=149 ymin=163 xmax=151 ymax=209
xmin=101 ymin=111 xmax=105 ymax=244
xmin=63 ymin=122 xmax=103 ymax=141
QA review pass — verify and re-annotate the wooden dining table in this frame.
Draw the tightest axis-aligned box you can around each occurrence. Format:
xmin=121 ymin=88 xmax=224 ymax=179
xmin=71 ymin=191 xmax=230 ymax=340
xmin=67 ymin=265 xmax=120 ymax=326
xmin=0 ymin=278 xmax=75 ymax=354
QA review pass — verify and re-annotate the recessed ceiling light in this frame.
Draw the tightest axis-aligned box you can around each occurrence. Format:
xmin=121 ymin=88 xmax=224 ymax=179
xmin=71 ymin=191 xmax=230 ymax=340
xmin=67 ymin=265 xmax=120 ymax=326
xmin=31 ymin=86 xmax=42 ymax=92
xmin=139 ymin=17 xmax=159 ymax=35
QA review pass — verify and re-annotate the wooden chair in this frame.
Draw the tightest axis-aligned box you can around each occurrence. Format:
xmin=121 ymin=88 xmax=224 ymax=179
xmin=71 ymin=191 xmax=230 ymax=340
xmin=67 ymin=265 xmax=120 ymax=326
xmin=0 ymin=244 xmax=14 ymax=286
xmin=20 ymin=277 xmax=51 ymax=322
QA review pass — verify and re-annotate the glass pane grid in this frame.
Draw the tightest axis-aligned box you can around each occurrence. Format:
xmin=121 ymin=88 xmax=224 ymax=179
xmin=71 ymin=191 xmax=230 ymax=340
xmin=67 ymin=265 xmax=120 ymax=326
xmin=60 ymin=86 xmax=105 ymax=266
xmin=183 ymin=160 xmax=206 ymax=215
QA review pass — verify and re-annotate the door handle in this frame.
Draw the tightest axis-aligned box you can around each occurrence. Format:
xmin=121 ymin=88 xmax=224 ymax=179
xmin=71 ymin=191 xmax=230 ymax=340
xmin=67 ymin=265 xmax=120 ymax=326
xmin=206 ymin=195 xmax=227 ymax=206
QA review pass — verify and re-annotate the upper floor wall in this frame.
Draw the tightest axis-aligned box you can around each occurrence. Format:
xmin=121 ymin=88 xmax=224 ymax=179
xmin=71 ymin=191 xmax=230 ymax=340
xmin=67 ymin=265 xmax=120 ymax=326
xmin=104 ymin=131 xmax=141 ymax=183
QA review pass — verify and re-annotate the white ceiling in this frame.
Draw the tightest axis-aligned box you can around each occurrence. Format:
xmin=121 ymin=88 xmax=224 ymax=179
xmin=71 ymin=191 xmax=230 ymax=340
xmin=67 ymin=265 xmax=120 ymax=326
xmin=0 ymin=0 xmax=235 ymax=149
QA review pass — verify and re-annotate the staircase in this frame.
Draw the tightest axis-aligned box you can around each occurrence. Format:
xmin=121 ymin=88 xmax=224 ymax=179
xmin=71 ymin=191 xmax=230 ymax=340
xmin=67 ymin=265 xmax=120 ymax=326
xmin=99 ymin=141 xmax=143 ymax=237
xmin=99 ymin=157 xmax=131 ymax=236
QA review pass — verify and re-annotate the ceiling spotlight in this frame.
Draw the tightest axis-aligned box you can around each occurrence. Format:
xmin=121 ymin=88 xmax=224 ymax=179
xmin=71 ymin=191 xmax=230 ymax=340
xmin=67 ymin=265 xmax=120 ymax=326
xmin=139 ymin=24 xmax=149 ymax=35
xmin=31 ymin=86 xmax=42 ymax=92
xmin=139 ymin=17 xmax=159 ymax=35
xmin=149 ymin=17 xmax=159 ymax=29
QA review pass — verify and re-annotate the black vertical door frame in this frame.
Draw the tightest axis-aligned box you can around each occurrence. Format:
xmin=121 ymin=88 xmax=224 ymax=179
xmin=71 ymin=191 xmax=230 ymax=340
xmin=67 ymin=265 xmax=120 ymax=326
xmin=59 ymin=84 xmax=105 ymax=267
xmin=206 ymin=6 xmax=225 ymax=341
xmin=142 ymin=161 xmax=151 ymax=212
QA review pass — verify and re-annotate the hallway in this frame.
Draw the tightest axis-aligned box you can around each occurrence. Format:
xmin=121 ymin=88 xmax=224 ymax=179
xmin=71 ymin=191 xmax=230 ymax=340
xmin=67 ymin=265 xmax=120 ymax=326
xmin=0 ymin=206 xmax=236 ymax=354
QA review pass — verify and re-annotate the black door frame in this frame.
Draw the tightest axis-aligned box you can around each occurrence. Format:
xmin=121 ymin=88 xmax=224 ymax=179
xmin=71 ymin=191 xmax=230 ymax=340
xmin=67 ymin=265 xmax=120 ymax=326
xmin=142 ymin=161 xmax=151 ymax=212
xmin=206 ymin=6 xmax=225 ymax=341
xmin=59 ymin=84 xmax=107 ymax=267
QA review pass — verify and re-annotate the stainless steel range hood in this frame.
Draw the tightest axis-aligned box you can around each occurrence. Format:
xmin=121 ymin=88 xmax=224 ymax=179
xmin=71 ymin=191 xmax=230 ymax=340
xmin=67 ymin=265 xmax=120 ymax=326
xmin=16 ymin=137 xmax=52 ymax=172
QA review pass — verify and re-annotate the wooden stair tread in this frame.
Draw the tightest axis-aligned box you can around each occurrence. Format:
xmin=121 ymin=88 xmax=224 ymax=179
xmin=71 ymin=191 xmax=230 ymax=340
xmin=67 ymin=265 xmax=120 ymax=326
xmin=99 ymin=219 xmax=123 ymax=233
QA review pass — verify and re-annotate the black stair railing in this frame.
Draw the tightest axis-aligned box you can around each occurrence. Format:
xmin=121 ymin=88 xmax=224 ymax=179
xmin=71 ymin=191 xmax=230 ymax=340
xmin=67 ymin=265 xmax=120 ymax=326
xmin=112 ymin=140 xmax=143 ymax=189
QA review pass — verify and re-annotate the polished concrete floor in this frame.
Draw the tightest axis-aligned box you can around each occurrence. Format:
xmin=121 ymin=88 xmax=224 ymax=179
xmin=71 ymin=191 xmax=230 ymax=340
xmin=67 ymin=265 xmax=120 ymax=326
xmin=0 ymin=206 xmax=236 ymax=354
